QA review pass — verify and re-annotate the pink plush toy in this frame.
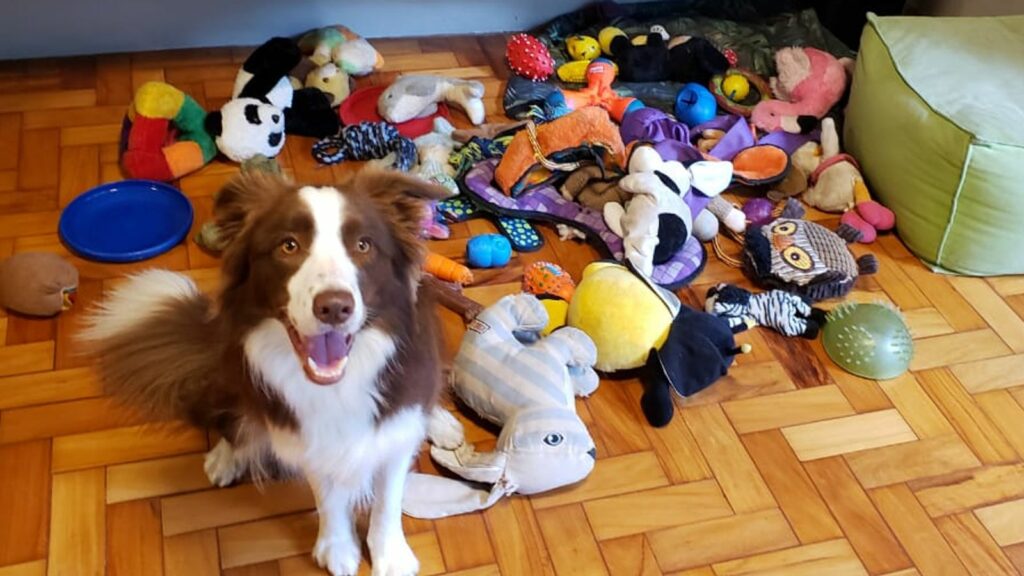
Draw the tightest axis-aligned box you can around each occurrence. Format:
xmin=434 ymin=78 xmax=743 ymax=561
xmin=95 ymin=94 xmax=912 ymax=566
xmin=751 ymin=47 xmax=853 ymax=133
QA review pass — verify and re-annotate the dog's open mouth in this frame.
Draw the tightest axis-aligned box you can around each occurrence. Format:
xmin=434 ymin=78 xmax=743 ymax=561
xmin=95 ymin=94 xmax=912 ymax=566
xmin=284 ymin=320 xmax=354 ymax=385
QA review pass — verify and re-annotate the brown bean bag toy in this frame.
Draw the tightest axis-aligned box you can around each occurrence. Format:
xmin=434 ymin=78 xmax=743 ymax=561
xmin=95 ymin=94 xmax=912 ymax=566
xmin=0 ymin=252 xmax=79 ymax=316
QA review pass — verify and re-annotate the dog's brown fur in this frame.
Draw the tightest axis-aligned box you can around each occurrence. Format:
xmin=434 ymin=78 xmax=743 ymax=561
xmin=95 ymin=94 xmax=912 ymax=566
xmin=83 ymin=168 xmax=448 ymax=457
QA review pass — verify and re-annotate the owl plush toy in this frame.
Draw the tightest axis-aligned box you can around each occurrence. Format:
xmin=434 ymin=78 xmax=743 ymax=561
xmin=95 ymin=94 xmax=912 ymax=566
xmin=743 ymin=199 xmax=877 ymax=302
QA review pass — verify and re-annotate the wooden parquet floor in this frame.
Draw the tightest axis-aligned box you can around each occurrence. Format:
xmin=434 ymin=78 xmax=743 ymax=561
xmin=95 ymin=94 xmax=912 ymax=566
xmin=2 ymin=34 xmax=1024 ymax=576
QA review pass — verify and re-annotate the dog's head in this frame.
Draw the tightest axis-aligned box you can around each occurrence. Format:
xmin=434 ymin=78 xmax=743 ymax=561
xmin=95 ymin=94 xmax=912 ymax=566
xmin=214 ymin=169 xmax=448 ymax=385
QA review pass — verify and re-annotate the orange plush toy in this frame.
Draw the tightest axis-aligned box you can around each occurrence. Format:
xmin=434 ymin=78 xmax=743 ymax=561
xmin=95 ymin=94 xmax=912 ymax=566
xmin=556 ymin=59 xmax=644 ymax=122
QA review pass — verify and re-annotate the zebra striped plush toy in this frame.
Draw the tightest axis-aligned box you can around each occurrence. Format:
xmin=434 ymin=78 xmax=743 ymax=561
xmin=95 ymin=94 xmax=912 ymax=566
xmin=705 ymin=283 xmax=827 ymax=339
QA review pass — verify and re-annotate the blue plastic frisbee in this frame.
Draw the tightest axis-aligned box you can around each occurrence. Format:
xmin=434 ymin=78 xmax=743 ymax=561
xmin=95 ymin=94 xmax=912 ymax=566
xmin=59 ymin=179 xmax=194 ymax=263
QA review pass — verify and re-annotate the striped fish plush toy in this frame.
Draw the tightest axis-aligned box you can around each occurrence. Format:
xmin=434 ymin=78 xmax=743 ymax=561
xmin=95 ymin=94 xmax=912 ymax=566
xmin=403 ymin=293 xmax=599 ymax=519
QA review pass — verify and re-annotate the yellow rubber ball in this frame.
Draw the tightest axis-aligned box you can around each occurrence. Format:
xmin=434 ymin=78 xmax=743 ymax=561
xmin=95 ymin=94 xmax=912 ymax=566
xmin=566 ymin=35 xmax=600 ymax=61
xmin=722 ymin=74 xmax=750 ymax=102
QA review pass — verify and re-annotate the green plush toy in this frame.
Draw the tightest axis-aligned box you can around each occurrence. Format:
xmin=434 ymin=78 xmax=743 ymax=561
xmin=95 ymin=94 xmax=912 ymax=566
xmin=566 ymin=261 xmax=677 ymax=372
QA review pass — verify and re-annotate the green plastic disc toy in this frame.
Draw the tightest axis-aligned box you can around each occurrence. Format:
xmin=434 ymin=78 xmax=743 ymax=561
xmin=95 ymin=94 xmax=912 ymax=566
xmin=822 ymin=302 xmax=913 ymax=380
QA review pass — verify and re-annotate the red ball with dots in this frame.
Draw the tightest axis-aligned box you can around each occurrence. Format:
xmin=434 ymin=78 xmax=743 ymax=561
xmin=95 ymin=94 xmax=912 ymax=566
xmin=505 ymin=34 xmax=555 ymax=81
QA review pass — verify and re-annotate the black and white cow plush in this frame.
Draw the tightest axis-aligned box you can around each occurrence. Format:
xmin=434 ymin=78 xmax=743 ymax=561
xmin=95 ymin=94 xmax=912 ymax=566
xmin=205 ymin=37 xmax=339 ymax=163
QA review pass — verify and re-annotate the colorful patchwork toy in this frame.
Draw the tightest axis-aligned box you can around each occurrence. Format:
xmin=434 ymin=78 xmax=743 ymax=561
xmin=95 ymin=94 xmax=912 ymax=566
xmin=120 ymin=81 xmax=216 ymax=181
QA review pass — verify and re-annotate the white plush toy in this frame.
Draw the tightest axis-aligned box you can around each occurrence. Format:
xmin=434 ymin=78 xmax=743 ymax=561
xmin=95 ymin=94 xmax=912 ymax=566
xmin=604 ymin=145 xmax=733 ymax=276
xmin=378 ymin=74 xmax=486 ymax=126
xmin=403 ymin=293 xmax=599 ymax=519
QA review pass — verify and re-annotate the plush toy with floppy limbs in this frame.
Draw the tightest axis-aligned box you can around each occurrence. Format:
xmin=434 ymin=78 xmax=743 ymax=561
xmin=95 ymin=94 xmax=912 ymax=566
xmin=378 ymin=75 xmax=486 ymax=126
xmin=403 ymin=294 xmax=598 ymax=518
xmin=751 ymin=47 xmax=853 ymax=134
xmin=603 ymin=145 xmax=733 ymax=277
xmin=204 ymin=37 xmax=339 ymax=163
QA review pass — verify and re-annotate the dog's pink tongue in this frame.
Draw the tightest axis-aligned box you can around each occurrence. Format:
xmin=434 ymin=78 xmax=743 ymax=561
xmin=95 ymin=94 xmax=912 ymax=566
xmin=308 ymin=331 xmax=350 ymax=366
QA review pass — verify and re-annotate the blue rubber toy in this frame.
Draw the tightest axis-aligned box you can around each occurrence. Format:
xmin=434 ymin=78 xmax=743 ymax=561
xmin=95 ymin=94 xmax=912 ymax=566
xmin=675 ymin=82 xmax=717 ymax=127
xmin=466 ymin=234 xmax=512 ymax=268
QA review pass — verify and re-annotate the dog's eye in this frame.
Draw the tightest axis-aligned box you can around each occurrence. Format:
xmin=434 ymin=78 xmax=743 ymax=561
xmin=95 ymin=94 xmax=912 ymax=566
xmin=543 ymin=433 xmax=564 ymax=447
xmin=280 ymin=238 xmax=300 ymax=254
xmin=356 ymin=237 xmax=372 ymax=253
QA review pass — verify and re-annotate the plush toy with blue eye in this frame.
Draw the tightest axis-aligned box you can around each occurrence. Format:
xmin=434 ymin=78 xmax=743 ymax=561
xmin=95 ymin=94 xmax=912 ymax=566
xmin=403 ymin=293 xmax=599 ymax=519
xmin=743 ymin=198 xmax=878 ymax=302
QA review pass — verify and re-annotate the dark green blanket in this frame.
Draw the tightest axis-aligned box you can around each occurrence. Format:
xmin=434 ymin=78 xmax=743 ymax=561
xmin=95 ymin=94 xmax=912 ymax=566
xmin=504 ymin=0 xmax=854 ymax=116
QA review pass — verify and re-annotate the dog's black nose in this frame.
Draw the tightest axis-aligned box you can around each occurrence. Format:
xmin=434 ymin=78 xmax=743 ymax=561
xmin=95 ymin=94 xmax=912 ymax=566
xmin=313 ymin=290 xmax=354 ymax=326
xmin=587 ymin=447 xmax=597 ymax=460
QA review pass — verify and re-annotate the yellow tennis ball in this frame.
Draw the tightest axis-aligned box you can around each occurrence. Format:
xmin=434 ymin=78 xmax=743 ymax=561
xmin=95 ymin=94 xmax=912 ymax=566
xmin=722 ymin=74 xmax=750 ymax=101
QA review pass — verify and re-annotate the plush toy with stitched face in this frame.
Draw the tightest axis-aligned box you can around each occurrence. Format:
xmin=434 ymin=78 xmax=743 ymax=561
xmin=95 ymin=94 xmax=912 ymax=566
xmin=603 ymin=145 xmax=733 ymax=276
xmin=403 ymin=293 xmax=599 ymax=519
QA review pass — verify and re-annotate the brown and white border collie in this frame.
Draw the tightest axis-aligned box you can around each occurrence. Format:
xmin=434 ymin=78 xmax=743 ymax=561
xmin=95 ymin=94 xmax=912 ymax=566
xmin=80 ymin=169 xmax=456 ymax=576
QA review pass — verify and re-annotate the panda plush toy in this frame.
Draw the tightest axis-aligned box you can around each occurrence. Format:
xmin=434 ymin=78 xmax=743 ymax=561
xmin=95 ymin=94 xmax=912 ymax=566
xmin=205 ymin=37 xmax=339 ymax=163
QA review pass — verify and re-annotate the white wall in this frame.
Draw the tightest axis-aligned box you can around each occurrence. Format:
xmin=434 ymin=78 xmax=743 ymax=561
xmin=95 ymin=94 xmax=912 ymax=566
xmin=0 ymin=0 xmax=593 ymax=60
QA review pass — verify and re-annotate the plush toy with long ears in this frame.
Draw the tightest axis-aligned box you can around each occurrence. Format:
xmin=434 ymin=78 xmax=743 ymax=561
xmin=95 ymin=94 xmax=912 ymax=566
xmin=751 ymin=47 xmax=853 ymax=134
xmin=603 ymin=145 xmax=733 ymax=277
xmin=553 ymin=58 xmax=643 ymax=122
xmin=805 ymin=118 xmax=895 ymax=243
xmin=403 ymin=293 xmax=599 ymax=518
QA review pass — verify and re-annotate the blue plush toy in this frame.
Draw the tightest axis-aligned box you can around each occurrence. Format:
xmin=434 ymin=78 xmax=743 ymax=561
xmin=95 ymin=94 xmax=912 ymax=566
xmin=674 ymin=82 xmax=717 ymax=127
xmin=466 ymin=234 xmax=512 ymax=268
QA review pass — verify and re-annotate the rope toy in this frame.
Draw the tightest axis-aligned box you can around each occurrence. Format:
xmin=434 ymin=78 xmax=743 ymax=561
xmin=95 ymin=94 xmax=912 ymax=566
xmin=312 ymin=121 xmax=417 ymax=170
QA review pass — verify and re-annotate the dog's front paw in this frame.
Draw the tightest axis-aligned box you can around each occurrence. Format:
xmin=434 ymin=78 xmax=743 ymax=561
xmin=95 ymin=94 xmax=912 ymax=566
xmin=371 ymin=537 xmax=419 ymax=576
xmin=313 ymin=535 xmax=362 ymax=576
xmin=204 ymin=439 xmax=243 ymax=487
xmin=427 ymin=407 xmax=464 ymax=450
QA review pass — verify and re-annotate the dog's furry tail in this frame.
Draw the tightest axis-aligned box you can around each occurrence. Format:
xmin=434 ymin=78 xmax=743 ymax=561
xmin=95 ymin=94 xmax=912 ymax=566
xmin=79 ymin=270 xmax=222 ymax=426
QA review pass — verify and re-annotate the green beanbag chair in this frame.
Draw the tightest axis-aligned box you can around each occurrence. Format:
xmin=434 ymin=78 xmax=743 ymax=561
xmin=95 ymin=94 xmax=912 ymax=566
xmin=844 ymin=13 xmax=1024 ymax=275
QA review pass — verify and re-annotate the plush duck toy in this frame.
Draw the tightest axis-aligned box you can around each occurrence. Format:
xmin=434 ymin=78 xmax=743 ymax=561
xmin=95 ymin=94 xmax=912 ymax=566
xmin=403 ymin=294 xmax=599 ymax=518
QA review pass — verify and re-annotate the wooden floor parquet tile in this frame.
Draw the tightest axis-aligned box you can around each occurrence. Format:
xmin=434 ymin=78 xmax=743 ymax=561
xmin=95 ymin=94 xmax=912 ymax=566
xmin=2 ymin=34 xmax=1024 ymax=576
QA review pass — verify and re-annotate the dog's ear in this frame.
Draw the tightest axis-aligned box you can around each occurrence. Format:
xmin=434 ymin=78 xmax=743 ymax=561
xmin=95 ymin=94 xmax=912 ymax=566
xmin=351 ymin=168 xmax=450 ymax=239
xmin=213 ymin=171 xmax=293 ymax=246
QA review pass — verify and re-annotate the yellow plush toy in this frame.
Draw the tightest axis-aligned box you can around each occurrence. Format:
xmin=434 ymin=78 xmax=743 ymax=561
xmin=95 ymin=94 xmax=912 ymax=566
xmin=567 ymin=261 xmax=677 ymax=372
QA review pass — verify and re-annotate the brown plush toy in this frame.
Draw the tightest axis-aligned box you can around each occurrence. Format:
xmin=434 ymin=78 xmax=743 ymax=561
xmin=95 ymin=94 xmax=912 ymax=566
xmin=0 ymin=252 xmax=79 ymax=316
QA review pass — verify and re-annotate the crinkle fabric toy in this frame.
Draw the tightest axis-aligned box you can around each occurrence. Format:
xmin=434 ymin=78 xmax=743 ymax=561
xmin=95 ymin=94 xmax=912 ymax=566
xmin=120 ymin=81 xmax=216 ymax=181
xmin=379 ymin=74 xmax=486 ymax=126
xmin=403 ymin=294 xmax=599 ymax=518
xmin=743 ymin=199 xmax=878 ymax=302
xmin=505 ymin=33 xmax=554 ymax=81
xmin=705 ymin=283 xmax=827 ymax=338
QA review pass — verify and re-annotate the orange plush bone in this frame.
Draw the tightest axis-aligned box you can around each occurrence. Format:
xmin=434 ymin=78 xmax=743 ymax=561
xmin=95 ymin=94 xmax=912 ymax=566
xmin=558 ymin=59 xmax=643 ymax=122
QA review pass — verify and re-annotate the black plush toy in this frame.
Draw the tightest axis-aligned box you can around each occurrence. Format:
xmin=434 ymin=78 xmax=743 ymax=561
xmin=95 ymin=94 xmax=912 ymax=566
xmin=205 ymin=37 xmax=340 ymax=163
xmin=640 ymin=305 xmax=749 ymax=427
xmin=609 ymin=33 xmax=729 ymax=85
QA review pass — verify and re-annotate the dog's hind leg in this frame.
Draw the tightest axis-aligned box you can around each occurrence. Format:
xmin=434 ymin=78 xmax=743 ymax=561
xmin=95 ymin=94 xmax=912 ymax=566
xmin=204 ymin=438 xmax=257 ymax=487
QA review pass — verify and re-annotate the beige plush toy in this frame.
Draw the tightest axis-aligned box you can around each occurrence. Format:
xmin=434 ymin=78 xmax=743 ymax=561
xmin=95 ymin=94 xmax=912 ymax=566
xmin=768 ymin=140 xmax=821 ymax=201
xmin=0 ymin=252 xmax=78 ymax=317
xmin=304 ymin=63 xmax=352 ymax=107
xmin=801 ymin=118 xmax=896 ymax=242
